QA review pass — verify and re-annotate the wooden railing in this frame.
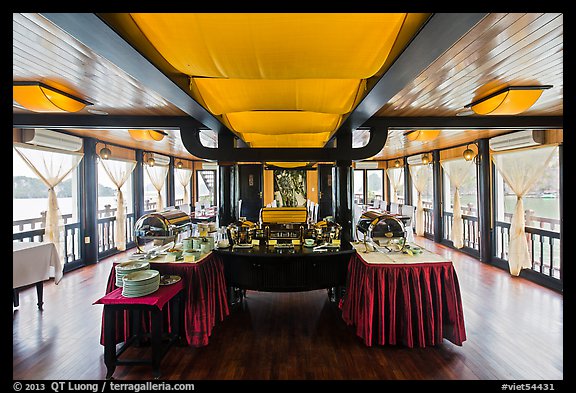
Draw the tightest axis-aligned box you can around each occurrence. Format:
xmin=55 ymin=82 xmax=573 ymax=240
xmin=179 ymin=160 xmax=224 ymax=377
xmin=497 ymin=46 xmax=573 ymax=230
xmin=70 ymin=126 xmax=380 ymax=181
xmin=494 ymin=221 xmax=561 ymax=280
xmin=13 ymin=221 xmax=81 ymax=265
xmin=98 ymin=213 xmax=135 ymax=257
xmin=13 ymin=205 xmax=136 ymax=264
xmin=442 ymin=211 xmax=480 ymax=251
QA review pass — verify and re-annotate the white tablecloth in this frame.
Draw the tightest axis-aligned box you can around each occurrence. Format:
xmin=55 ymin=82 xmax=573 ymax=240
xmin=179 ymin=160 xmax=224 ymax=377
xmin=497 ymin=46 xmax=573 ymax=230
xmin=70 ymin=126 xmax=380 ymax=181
xmin=351 ymin=242 xmax=450 ymax=264
xmin=13 ymin=242 xmax=63 ymax=288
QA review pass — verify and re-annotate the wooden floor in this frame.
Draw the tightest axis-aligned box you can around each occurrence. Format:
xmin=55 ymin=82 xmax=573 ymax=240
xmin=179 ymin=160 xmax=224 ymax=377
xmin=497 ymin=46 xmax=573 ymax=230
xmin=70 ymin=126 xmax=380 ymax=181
xmin=13 ymin=237 xmax=563 ymax=381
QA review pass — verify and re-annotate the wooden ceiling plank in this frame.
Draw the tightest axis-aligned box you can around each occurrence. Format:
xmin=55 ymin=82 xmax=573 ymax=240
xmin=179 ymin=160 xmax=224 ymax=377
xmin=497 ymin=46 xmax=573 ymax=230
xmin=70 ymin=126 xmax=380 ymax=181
xmin=380 ymin=13 xmax=561 ymax=112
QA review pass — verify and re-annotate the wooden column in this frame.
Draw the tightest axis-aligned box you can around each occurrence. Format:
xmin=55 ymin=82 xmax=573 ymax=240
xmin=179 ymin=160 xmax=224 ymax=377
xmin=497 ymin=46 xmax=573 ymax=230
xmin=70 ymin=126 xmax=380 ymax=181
xmin=558 ymin=143 xmax=563 ymax=284
xmin=167 ymin=156 xmax=175 ymax=207
xmin=133 ymin=150 xmax=145 ymax=220
xmin=403 ymin=158 xmax=412 ymax=205
xmin=477 ymin=138 xmax=492 ymax=263
xmin=80 ymin=137 xmax=98 ymax=265
xmin=432 ymin=150 xmax=443 ymax=243
xmin=218 ymin=163 xmax=235 ymax=227
xmin=334 ymin=161 xmax=353 ymax=243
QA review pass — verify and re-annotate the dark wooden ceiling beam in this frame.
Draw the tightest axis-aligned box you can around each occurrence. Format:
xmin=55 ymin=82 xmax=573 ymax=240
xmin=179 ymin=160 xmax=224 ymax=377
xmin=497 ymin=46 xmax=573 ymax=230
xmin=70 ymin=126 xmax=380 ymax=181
xmin=39 ymin=13 xmax=228 ymax=135
xmin=331 ymin=13 xmax=488 ymax=141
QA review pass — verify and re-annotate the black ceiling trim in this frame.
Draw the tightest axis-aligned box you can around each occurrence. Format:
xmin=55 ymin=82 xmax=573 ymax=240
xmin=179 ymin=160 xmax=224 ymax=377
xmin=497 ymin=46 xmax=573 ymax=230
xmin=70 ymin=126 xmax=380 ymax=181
xmin=12 ymin=113 xmax=388 ymax=161
xmin=39 ymin=13 xmax=228 ymax=135
xmin=330 ymin=13 xmax=488 ymax=143
xmin=365 ymin=116 xmax=563 ymax=129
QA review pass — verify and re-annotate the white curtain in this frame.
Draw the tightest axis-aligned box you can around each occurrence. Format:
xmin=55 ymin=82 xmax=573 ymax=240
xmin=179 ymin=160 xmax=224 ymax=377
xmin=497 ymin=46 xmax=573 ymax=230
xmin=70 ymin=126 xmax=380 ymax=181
xmin=175 ymin=168 xmax=192 ymax=205
xmin=409 ymin=164 xmax=431 ymax=236
xmin=386 ymin=167 xmax=403 ymax=203
xmin=145 ymin=165 xmax=169 ymax=212
xmin=13 ymin=144 xmax=83 ymax=281
xmin=441 ymin=158 xmax=475 ymax=249
xmin=492 ymin=145 xmax=558 ymax=276
xmin=99 ymin=158 xmax=136 ymax=251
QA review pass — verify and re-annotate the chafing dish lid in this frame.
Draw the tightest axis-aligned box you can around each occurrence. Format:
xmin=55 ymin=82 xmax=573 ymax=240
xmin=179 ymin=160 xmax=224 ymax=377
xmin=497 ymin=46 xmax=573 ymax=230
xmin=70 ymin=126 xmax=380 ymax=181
xmin=134 ymin=210 xmax=191 ymax=237
xmin=358 ymin=213 xmax=404 ymax=239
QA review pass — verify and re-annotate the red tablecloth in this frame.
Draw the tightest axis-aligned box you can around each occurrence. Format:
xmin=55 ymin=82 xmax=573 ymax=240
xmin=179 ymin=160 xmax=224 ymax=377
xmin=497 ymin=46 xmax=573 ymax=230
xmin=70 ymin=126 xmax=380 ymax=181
xmin=341 ymin=253 xmax=466 ymax=348
xmin=99 ymin=253 xmax=229 ymax=347
xmin=94 ymin=281 xmax=184 ymax=310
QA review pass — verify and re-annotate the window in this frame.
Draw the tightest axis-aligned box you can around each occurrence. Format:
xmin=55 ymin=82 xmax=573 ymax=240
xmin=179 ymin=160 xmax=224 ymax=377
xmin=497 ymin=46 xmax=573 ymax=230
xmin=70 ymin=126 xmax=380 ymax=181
xmin=196 ymin=169 xmax=217 ymax=207
xmin=97 ymin=159 xmax=134 ymax=218
xmin=174 ymin=167 xmax=193 ymax=207
xmin=494 ymin=148 xmax=560 ymax=232
xmin=353 ymin=170 xmax=365 ymax=205
xmin=366 ymin=169 xmax=384 ymax=206
xmin=97 ymin=158 xmax=136 ymax=253
xmin=143 ymin=165 xmax=168 ymax=212
xmin=13 ymin=144 xmax=83 ymax=264
xmin=441 ymin=158 xmax=479 ymax=251
xmin=386 ymin=167 xmax=404 ymax=204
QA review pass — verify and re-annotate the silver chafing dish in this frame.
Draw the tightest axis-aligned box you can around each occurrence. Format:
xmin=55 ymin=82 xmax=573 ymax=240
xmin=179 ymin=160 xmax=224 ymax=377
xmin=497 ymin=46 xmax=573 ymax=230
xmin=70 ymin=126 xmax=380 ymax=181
xmin=312 ymin=219 xmax=342 ymax=244
xmin=227 ymin=219 xmax=258 ymax=246
xmin=134 ymin=209 xmax=191 ymax=252
xmin=355 ymin=210 xmax=406 ymax=252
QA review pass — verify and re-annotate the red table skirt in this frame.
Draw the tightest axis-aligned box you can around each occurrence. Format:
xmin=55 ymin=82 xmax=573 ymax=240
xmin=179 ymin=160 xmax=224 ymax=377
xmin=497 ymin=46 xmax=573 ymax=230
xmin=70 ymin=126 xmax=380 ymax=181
xmin=100 ymin=253 xmax=229 ymax=347
xmin=341 ymin=254 xmax=466 ymax=348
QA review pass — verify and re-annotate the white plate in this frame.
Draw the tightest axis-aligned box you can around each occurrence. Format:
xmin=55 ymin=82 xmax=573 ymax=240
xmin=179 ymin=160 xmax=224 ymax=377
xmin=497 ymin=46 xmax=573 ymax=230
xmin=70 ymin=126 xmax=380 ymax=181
xmin=122 ymin=286 xmax=159 ymax=298
xmin=116 ymin=261 xmax=150 ymax=271
xmin=160 ymin=275 xmax=182 ymax=286
xmin=122 ymin=269 xmax=160 ymax=283
xmin=122 ymin=282 xmax=159 ymax=293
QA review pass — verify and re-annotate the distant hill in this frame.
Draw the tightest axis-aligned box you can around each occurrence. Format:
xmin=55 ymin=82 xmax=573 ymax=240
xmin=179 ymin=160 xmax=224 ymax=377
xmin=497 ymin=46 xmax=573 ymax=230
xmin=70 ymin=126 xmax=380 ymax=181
xmin=13 ymin=176 xmax=116 ymax=198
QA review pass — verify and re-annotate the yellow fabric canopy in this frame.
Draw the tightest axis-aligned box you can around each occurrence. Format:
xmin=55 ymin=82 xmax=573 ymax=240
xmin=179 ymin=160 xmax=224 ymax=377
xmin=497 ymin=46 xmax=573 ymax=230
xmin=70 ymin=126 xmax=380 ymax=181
xmin=131 ymin=13 xmax=406 ymax=79
xmin=194 ymin=78 xmax=365 ymax=115
xmin=129 ymin=13 xmax=411 ymax=148
xmin=226 ymin=111 xmax=341 ymax=135
xmin=241 ymin=132 xmax=331 ymax=148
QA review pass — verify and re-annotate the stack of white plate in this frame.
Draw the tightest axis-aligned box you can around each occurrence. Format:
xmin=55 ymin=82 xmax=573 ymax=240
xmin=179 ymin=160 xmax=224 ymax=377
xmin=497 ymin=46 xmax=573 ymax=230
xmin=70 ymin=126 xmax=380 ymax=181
xmin=122 ymin=269 xmax=160 ymax=298
xmin=115 ymin=261 xmax=150 ymax=287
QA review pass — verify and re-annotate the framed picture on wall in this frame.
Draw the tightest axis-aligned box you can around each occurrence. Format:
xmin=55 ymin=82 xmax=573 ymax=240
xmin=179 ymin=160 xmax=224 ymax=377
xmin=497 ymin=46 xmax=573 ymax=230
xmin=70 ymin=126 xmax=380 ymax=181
xmin=273 ymin=169 xmax=307 ymax=207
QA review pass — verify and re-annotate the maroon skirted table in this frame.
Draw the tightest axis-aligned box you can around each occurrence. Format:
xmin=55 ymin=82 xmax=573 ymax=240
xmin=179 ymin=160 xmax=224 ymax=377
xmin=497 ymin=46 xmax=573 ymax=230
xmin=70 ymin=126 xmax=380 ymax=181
xmin=94 ymin=281 xmax=184 ymax=379
xmin=341 ymin=245 xmax=466 ymax=348
xmin=100 ymin=252 xmax=229 ymax=348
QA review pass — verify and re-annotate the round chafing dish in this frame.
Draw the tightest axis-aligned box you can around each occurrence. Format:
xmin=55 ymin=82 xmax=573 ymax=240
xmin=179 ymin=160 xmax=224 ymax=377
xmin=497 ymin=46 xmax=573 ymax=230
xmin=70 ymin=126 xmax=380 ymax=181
xmin=134 ymin=209 xmax=191 ymax=252
xmin=313 ymin=220 xmax=342 ymax=244
xmin=227 ymin=219 xmax=258 ymax=246
xmin=356 ymin=211 xmax=406 ymax=252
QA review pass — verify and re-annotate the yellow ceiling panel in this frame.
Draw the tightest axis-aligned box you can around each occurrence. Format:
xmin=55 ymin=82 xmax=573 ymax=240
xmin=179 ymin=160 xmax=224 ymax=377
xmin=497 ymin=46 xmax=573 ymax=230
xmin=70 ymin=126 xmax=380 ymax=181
xmin=129 ymin=13 xmax=412 ymax=148
xmin=242 ymin=132 xmax=331 ymax=148
xmin=193 ymin=78 xmax=365 ymax=115
xmin=130 ymin=13 xmax=407 ymax=79
xmin=226 ymin=111 xmax=341 ymax=135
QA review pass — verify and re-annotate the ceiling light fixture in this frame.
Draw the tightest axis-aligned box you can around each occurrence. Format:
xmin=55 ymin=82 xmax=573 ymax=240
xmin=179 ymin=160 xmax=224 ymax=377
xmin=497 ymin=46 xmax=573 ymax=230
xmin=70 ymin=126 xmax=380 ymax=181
xmin=404 ymin=130 xmax=441 ymax=142
xmin=394 ymin=159 xmax=401 ymax=168
xmin=464 ymin=85 xmax=553 ymax=115
xmin=13 ymin=81 xmax=92 ymax=113
xmin=128 ymin=129 xmax=168 ymax=142
xmin=176 ymin=160 xmax=183 ymax=169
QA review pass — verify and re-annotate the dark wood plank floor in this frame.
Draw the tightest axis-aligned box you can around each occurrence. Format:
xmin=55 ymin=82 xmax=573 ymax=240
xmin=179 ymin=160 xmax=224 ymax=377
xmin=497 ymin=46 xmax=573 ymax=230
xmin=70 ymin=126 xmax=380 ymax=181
xmin=13 ymin=237 xmax=563 ymax=381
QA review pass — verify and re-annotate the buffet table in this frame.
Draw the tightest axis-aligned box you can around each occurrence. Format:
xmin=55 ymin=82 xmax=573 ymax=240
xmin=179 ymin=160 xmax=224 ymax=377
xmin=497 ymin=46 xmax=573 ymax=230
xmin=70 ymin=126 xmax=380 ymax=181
xmin=214 ymin=242 xmax=355 ymax=293
xmin=341 ymin=243 xmax=466 ymax=348
xmin=13 ymin=241 xmax=62 ymax=309
xmin=100 ymin=251 xmax=229 ymax=347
